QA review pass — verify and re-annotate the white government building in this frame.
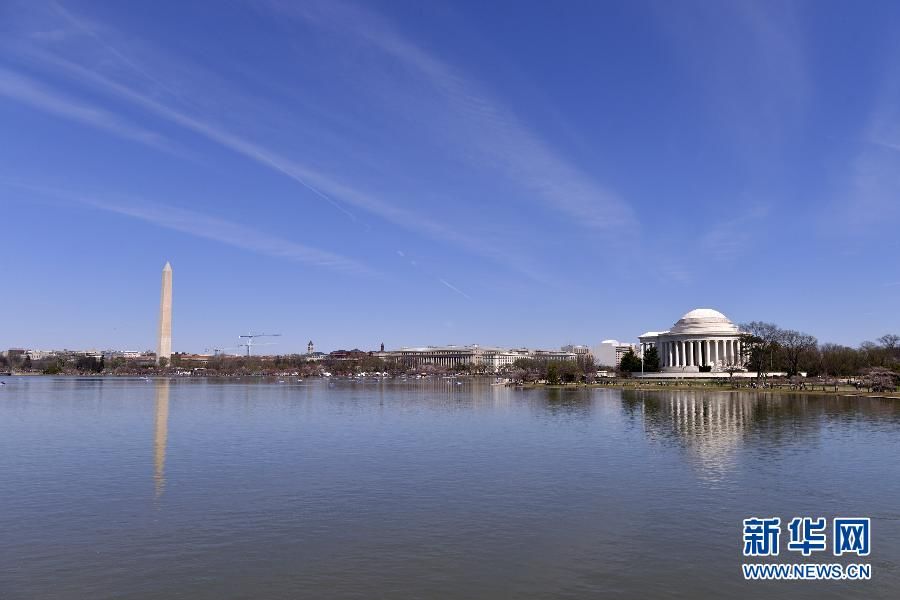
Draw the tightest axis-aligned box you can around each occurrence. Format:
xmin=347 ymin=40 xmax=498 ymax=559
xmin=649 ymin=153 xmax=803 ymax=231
xmin=639 ymin=308 xmax=745 ymax=373
xmin=394 ymin=345 xmax=577 ymax=372
xmin=593 ymin=340 xmax=638 ymax=368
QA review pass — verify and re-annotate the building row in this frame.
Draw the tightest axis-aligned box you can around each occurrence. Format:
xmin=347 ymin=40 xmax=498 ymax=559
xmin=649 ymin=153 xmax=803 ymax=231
xmin=371 ymin=345 xmax=580 ymax=372
xmin=2 ymin=348 xmax=154 ymax=362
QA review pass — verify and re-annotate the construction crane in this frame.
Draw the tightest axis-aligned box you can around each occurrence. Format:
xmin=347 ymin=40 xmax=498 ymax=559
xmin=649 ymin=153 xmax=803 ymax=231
xmin=238 ymin=332 xmax=282 ymax=357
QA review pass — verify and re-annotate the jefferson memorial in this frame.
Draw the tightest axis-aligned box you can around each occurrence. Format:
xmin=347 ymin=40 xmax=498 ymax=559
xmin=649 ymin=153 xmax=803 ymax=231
xmin=639 ymin=309 xmax=745 ymax=372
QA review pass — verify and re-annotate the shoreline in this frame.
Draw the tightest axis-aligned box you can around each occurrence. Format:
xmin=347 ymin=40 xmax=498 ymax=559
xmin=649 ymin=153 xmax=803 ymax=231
xmin=4 ymin=373 xmax=899 ymax=399
xmin=513 ymin=381 xmax=900 ymax=399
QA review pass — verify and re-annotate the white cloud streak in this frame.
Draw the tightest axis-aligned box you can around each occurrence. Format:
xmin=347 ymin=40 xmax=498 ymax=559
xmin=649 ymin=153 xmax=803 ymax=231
xmin=265 ymin=0 xmax=637 ymax=236
xmin=13 ymin=49 xmax=553 ymax=282
xmin=438 ymin=278 xmax=471 ymax=300
xmin=0 ymin=66 xmax=178 ymax=155
xmin=2 ymin=180 xmax=374 ymax=276
xmin=2 ymin=2 xmax=563 ymax=286
xmin=699 ymin=204 xmax=769 ymax=262
xmin=830 ymin=55 xmax=900 ymax=233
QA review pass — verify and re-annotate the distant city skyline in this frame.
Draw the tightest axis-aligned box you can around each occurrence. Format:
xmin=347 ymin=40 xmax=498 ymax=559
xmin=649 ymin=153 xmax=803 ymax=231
xmin=2 ymin=1 xmax=899 ymax=351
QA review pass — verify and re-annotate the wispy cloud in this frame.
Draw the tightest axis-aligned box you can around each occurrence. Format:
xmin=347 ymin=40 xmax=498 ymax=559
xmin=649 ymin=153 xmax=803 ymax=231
xmin=652 ymin=1 xmax=809 ymax=152
xmin=264 ymin=0 xmax=637 ymax=237
xmin=829 ymin=51 xmax=900 ymax=233
xmin=699 ymin=204 xmax=770 ymax=262
xmin=0 ymin=66 xmax=179 ymax=155
xmin=868 ymin=138 xmax=900 ymax=153
xmin=656 ymin=257 xmax=692 ymax=285
xmin=3 ymin=180 xmax=375 ymax=276
xmin=438 ymin=278 xmax=471 ymax=300
xmin=9 ymin=44 xmax=552 ymax=283
xmin=1 ymin=1 xmax=562 ymax=286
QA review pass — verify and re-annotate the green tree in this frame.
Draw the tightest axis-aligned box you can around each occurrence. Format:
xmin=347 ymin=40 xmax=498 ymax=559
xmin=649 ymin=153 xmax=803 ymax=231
xmin=642 ymin=346 xmax=660 ymax=372
xmin=618 ymin=349 xmax=642 ymax=375
xmin=547 ymin=363 xmax=560 ymax=385
xmin=43 ymin=361 xmax=62 ymax=375
xmin=557 ymin=361 xmax=580 ymax=383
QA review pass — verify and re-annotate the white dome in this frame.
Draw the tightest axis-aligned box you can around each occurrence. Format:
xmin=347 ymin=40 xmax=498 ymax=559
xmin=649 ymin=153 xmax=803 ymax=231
xmin=681 ymin=308 xmax=727 ymax=320
xmin=670 ymin=308 xmax=739 ymax=335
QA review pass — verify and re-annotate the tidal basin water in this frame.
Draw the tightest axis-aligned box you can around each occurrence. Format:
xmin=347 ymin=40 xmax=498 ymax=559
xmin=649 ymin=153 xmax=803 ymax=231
xmin=2 ymin=378 xmax=900 ymax=599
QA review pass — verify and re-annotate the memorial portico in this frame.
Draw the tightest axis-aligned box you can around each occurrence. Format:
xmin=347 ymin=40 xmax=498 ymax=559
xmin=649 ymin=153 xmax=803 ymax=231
xmin=639 ymin=309 xmax=745 ymax=373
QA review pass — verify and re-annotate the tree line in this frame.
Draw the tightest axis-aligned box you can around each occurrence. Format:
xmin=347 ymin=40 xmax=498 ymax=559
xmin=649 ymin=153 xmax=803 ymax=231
xmin=738 ymin=322 xmax=899 ymax=379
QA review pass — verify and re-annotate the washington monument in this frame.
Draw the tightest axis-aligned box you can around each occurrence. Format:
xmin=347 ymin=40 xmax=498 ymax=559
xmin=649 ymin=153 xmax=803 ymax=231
xmin=156 ymin=262 xmax=173 ymax=365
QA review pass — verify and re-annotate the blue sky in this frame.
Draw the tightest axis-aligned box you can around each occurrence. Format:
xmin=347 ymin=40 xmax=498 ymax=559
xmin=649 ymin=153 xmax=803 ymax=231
xmin=2 ymin=0 xmax=899 ymax=353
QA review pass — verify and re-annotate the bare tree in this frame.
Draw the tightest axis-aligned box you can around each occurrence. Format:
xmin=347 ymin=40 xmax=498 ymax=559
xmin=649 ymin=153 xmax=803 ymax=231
xmin=739 ymin=321 xmax=782 ymax=379
xmin=878 ymin=334 xmax=900 ymax=351
xmin=860 ymin=341 xmax=888 ymax=368
xmin=820 ymin=343 xmax=860 ymax=377
xmin=779 ymin=329 xmax=817 ymax=377
xmin=878 ymin=334 xmax=900 ymax=365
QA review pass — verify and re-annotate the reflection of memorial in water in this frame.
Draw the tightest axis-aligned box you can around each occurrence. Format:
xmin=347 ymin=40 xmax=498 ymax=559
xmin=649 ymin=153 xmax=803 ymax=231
xmin=153 ymin=379 xmax=170 ymax=499
xmin=634 ymin=391 xmax=763 ymax=480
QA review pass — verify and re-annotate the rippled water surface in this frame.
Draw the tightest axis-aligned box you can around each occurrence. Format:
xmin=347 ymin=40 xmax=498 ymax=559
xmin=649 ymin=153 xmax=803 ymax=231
xmin=2 ymin=377 xmax=899 ymax=599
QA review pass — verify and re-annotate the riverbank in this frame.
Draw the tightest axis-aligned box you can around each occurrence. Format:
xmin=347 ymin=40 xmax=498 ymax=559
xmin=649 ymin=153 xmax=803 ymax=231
xmin=510 ymin=380 xmax=900 ymax=399
xmin=6 ymin=372 xmax=898 ymax=399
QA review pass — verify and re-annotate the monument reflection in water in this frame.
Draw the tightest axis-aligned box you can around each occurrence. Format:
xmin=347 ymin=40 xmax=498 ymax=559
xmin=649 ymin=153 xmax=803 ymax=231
xmin=627 ymin=389 xmax=900 ymax=482
xmin=631 ymin=391 xmax=758 ymax=480
xmin=153 ymin=379 xmax=169 ymax=499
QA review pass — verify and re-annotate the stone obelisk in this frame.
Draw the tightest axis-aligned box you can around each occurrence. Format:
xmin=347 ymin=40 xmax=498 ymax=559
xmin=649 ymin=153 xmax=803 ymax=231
xmin=156 ymin=262 xmax=173 ymax=365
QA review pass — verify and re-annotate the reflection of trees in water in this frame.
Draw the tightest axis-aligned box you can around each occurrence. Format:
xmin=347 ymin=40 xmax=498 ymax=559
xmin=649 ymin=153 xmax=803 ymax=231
xmin=153 ymin=379 xmax=170 ymax=500
xmin=536 ymin=387 xmax=594 ymax=419
xmin=328 ymin=377 xmax=519 ymax=412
